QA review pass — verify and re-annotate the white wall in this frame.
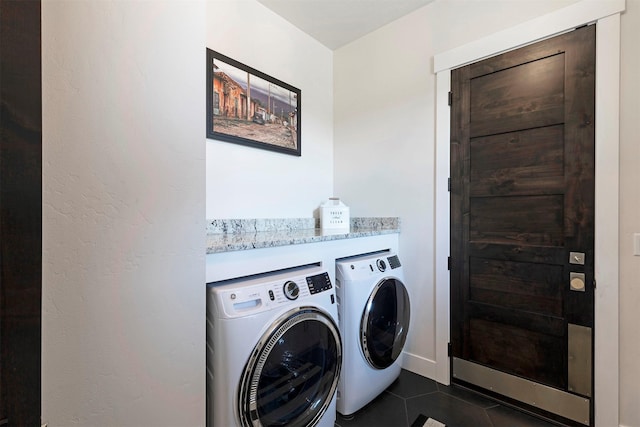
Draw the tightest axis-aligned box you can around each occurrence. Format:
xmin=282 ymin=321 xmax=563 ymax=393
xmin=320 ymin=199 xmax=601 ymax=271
xmin=334 ymin=0 xmax=580 ymax=379
xmin=333 ymin=12 xmax=437 ymax=376
xmin=205 ymin=0 xmax=334 ymax=219
xmin=619 ymin=1 xmax=640 ymax=426
xmin=42 ymin=1 xmax=206 ymax=426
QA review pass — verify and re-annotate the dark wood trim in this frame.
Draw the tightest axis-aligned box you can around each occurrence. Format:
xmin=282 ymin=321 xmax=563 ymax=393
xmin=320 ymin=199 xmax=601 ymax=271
xmin=449 ymin=65 xmax=470 ymax=361
xmin=0 ymin=0 xmax=43 ymax=425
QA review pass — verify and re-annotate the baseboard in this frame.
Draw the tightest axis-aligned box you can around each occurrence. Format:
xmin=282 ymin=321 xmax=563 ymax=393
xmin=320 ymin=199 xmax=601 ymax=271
xmin=401 ymin=350 xmax=437 ymax=380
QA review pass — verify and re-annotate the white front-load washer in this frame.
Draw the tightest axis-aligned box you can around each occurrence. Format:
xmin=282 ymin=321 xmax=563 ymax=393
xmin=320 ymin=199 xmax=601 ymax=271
xmin=335 ymin=251 xmax=410 ymax=416
xmin=207 ymin=265 xmax=342 ymax=427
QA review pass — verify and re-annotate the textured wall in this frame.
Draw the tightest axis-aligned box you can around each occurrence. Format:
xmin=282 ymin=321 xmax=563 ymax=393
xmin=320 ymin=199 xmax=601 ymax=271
xmin=42 ymin=1 xmax=206 ymax=425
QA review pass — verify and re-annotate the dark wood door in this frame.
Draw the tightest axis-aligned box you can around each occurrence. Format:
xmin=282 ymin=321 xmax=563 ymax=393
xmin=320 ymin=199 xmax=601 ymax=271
xmin=1 ymin=0 xmax=42 ymax=425
xmin=450 ymin=25 xmax=595 ymax=425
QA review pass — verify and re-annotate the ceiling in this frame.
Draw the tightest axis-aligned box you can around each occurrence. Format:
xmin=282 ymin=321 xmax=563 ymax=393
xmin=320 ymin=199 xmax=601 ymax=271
xmin=256 ymin=0 xmax=436 ymax=50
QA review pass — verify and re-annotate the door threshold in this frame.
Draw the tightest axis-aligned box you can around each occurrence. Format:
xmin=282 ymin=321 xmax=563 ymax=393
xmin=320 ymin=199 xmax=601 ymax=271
xmin=452 ymin=357 xmax=590 ymax=426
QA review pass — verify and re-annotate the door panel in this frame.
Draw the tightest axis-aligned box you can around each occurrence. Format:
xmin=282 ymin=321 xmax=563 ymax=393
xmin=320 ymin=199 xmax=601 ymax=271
xmin=469 ymin=258 xmax=563 ymax=316
xmin=470 ymin=54 xmax=565 ymax=137
xmin=469 ymin=195 xmax=564 ymax=245
xmin=470 ymin=126 xmax=565 ymax=197
xmin=450 ymin=24 xmax=595 ymax=425
xmin=469 ymin=317 xmax=565 ymax=388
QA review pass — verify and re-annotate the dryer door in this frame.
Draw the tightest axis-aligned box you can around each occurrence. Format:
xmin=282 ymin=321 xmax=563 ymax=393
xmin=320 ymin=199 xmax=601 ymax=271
xmin=361 ymin=278 xmax=411 ymax=369
xmin=238 ymin=307 xmax=342 ymax=427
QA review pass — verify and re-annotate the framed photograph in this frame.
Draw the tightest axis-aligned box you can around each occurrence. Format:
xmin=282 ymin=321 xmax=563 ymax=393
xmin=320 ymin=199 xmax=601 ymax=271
xmin=206 ymin=49 xmax=301 ymax=156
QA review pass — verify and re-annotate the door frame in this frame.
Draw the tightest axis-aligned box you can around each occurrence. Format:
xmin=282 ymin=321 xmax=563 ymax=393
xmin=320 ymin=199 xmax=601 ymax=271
xmin=433 ymin=1 xmax=624 ymax=426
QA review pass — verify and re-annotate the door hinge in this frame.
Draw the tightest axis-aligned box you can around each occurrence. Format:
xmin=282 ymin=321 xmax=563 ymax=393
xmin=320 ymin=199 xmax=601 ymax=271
xmin=447 ymin=342 xmax=452 ymax=357
xmin=448 ymin=177 xmax=451 ymax=192
xmin=593 ymin=279 xmax=597 ymax=289
xmin=447 ymin=256 xmax=451 ymax=271
xmin=448 ymin=91 xmax=453 ymax=106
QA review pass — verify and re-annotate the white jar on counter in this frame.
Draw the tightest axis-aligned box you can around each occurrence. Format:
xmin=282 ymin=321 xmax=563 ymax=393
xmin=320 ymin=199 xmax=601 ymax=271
xmin=319 ymin=198 xmax=350 ymax=230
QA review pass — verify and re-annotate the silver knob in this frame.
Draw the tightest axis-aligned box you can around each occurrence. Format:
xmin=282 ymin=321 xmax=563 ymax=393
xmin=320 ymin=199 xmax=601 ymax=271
xmin=283 ymin=281 xmax=300 ymax=300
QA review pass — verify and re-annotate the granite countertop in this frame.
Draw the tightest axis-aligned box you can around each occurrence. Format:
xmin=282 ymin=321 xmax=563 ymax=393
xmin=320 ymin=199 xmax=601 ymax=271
xmin=206 ymin=217 xmax=400 ymax=254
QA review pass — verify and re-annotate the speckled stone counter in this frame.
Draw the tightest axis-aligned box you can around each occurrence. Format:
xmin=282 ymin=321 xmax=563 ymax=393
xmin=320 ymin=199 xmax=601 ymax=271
xmin=206 ymin=217 xmax=399 ymax=254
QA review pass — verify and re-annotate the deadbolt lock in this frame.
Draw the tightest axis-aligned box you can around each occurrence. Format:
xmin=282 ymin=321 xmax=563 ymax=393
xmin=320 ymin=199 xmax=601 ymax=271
xmin=569 ymin=252 xmax=585 ymax=265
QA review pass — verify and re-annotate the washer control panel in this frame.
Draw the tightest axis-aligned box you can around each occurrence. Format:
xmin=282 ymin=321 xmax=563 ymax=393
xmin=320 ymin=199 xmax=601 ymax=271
xmin=263 ymin=272 xmax=332 ymax=303
xmin=212 ymin=267 xmax=334 ymax=318
xmin=306 ymin=272 xmax=333 ymax=295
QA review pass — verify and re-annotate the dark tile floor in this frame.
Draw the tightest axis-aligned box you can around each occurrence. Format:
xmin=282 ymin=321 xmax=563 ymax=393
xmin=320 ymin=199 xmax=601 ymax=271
xmin=335 ymin=369 xmax=563 ymax=427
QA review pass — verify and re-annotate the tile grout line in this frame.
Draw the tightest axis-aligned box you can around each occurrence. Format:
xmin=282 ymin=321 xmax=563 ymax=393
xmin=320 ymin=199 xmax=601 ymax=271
xmin=402 ymin=392 xmax=410 ymax=427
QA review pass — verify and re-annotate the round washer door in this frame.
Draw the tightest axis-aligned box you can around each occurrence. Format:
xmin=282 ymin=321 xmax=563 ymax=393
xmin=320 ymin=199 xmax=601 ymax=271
xmin=238 ymin=306 xmax=342 ymax=427
xmin=360 ymin=277 xmax=410 ymax=369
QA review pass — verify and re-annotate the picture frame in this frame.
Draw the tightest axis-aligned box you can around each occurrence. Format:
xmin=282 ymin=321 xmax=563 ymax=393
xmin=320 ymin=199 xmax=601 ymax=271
xmin=206 ymin=49 xmax=301 ymax=156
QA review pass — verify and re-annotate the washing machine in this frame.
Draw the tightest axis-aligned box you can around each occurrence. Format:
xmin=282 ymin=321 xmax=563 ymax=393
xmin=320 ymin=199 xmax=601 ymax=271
xmin=206 ymin=264 xmax=342 ymax=427
xmin=335 ymin=251 xmax=410 ymax=416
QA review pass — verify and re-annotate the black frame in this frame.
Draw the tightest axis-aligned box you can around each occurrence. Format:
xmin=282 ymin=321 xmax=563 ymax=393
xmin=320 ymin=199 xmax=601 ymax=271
xmin=206 ymin=49 xmax=301 ymax=156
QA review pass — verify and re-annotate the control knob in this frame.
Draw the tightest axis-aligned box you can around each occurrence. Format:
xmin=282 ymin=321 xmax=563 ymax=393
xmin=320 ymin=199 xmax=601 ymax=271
xmin=283 ymin=280 xmax=300 ymax=300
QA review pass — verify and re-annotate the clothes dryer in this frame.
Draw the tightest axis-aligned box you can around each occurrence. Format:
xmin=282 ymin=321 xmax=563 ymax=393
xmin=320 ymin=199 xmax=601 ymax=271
xmin=207 ymin=265 xmax=342 ymax=427
xmin=335 ymin=251 xmax=410 ymax=416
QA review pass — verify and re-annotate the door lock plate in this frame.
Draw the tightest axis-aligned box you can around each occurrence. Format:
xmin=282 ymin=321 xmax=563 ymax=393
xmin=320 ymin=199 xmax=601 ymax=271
xmin=569 ymin=252 xmax=585 ymax=265
xmin=570 ymin=272 xmax=586 ymax=292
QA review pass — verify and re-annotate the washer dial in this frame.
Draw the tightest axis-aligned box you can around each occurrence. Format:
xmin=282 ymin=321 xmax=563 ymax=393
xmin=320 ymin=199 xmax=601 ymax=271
xmin=283 ymin=280 xmax=300 ymax=300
